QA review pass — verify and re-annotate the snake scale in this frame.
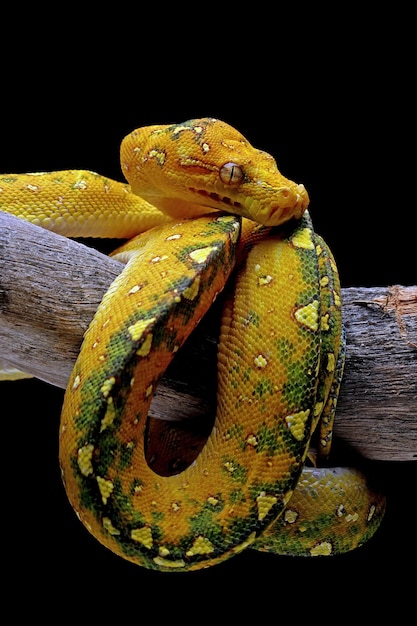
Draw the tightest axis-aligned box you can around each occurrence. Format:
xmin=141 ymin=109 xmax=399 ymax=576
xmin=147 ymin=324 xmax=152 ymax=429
xmin=1 ymin=117 xmax=385 ymax=571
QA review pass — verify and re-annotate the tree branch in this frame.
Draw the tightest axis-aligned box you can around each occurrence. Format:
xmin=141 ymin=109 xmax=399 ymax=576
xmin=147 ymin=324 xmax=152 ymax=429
xmin=1 ymin=212 xmax=416 ymax=461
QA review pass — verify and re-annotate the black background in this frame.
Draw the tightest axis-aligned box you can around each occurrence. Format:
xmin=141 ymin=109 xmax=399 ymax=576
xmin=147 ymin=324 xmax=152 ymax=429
xmin=2 ymin=5 xmax=415 ymax=621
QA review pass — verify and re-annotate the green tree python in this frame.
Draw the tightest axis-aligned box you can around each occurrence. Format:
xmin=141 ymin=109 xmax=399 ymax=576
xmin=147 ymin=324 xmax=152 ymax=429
xmin=1 ymin=117 xmax=385 ymax=571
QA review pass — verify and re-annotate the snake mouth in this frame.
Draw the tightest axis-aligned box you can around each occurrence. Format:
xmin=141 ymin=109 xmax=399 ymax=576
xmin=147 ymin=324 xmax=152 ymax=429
xmin=188 ymin=184 xmax=309 ymax=226
xmin=188 ymin=187 xmax=244 ymax=210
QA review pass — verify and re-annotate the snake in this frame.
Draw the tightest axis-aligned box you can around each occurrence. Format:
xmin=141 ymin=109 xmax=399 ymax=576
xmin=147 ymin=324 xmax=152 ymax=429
xmin=1 ymin=117 xmax=385 ymax=571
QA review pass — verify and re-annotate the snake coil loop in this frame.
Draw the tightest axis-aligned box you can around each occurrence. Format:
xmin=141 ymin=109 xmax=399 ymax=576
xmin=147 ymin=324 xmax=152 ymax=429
xmin=1 ymin=118 xmax=385 ymax=571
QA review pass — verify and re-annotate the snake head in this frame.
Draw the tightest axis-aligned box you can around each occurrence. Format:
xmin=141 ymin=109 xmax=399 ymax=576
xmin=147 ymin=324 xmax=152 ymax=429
xmin=120 ymin=118 xmax=309 ymax=227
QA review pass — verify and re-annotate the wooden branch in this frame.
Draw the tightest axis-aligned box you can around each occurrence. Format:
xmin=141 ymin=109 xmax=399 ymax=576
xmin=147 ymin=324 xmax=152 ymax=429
xmin=1 ymin=212 xmax=416 ymax=461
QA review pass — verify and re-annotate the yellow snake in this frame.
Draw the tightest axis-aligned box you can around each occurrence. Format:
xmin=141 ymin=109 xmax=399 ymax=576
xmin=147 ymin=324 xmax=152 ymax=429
xmin=1 ymin=117 xmax=385 ymax=571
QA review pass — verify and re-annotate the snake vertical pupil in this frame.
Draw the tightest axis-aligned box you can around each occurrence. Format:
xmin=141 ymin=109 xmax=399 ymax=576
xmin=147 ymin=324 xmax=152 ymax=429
xmin=219 ymin=162 xmax=243 ymax=186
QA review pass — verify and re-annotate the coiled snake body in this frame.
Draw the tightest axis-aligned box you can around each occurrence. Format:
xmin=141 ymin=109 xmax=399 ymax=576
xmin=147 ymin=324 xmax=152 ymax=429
xmin=1 ymin=118 xmax=385 ymax=571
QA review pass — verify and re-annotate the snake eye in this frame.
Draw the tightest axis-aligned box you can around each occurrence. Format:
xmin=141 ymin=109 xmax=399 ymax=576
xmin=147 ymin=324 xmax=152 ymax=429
xmin=219 ymin=162 xmax=244 ymax=186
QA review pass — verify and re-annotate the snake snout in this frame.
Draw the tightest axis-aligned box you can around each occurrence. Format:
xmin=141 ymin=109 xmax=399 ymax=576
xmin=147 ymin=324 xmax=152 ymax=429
xmin=293 ymin=183 xmax=310 ymax=217
xmin=260 ymin=183 xmax=310 ymax=226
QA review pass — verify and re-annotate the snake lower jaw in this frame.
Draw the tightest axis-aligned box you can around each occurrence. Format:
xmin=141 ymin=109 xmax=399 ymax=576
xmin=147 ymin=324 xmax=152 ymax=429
xmin=152 ymin=195 xmax=309 ymax=229
xmin=147 ymin=196 xmax=218 ymax=221
xmin=250 ymin=183 xmax=310 ymax=227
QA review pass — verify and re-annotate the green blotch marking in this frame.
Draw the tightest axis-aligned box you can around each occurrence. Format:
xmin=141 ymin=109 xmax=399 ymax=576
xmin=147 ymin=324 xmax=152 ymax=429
xmin=282 ymin=357 xmax=316 ymax=409
xmin=229 ymin=489 xmax=246 ymax=504
xmin=105 ymin=478 xmax=132 ymax=515
xmin=74 ymin=369 xmax=109 ymax=435
xmin=243 ymin=367 xmax=251 ymax=383
xmin=183 ymin=504 xmax=226 ymax=556
xmin=129 ymin=478 xmax=144 ymax=496
xmin=199 ymin=215 xmax=241 ymax=237
xmin=254 ymin=421 xmax=306 ymax=460
xmin=176 ymin=238 xmax=234 ymax=280
xmin=154 ymin=541 xmax=187 ymax=564
xmin=256 ymin=423 xmax=284 ymax=456
xmin=296 ymin=512 xmax=336 ymax=537
xmin=151 ymin=510 xmax=165 ymax=522
xmin=231 ymin=363 xmax=251 ymax=385
xmin=233 ymin=347 xmax=244 ymax=359
xmin=72 ymin=457 xmax=103 ymax=518
xmin=224 ymin=423 xmax=244 ymax=442
xmin=221 ymin=456 xmax=248 ymax=483
xmin=192 ymin=494 xmax=225 ymax=520
xmin=252 ymin=377 xmax=275 ymax=399
xmin=1 ymin=176 xmax=19 ymax=183
xmin=230 ymin=378 xmax=239 ymax=390
xmin=170 ymin=119 xmax=200 ymax=140
xmin=275 ymin=337 xmax=297 ymax=361
xmin=294 ymin=288 xmax=322 ymax=331
xmin=74 ymin=344 xmax=139 ymax=443
xmin=95 ymin=431 xmax=121 ymax=476
xmin=248 ymin=473 xmax=300 ymax=513
xmin=112 ymin=522 xmax=161 ymax=562
xmin=74 ymin=282 xmax=210 ymax=443
xmin=119 ymin=440 xmax=137 ymax=470
xmin=150 ymin=315 xmax=180 ymax=350
xmin=226 ymin=512 xmax=264 ymax=544
xmin=102 ymin=478 xmax=147 ymax=531
xmin=297 ymin=275 xmax=320 ymax=301
xmin=259 ymin=509 xmax=371 ymax=557
xmin=243 ymin=310 xmax=261 ymax=328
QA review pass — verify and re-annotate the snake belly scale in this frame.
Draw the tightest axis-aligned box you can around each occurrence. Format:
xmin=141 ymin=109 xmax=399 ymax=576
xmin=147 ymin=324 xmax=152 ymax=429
xmin=1 ymin=117 xmax=385 ymax=571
